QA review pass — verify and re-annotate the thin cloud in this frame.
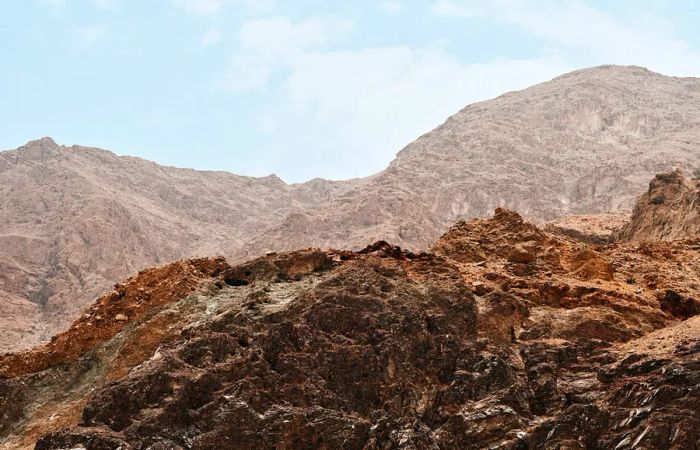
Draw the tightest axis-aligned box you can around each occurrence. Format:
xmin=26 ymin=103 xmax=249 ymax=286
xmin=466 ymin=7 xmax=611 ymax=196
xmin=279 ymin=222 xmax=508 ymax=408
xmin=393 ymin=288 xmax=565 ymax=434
xmin=220 ymin=16 xmax=353 ymax=92
xmin=171 ymin=0 xmax=275 ymax=16
xmin=91 ymin=0 xmax=120 ymax=10
xmin=432 ymin=0 xmax=700 ymax=75
xmin=201 ymin=28 xmax=222 ymax=46
xmin=39 ymin=0 xmax=66 ymax=9
xmin=74 ymin=25 xmax=111 ymax=47
xmin=431 ymin=0 xmax=473 ymax=18
xmin=379 ymin=1 xmax=403 ymax=13
xmin=172 ymin=0 xmax=224 ymax=15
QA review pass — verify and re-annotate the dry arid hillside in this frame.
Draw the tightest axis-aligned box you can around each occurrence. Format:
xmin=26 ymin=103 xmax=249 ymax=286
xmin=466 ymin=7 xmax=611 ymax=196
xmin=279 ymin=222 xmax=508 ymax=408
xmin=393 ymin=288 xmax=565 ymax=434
xmin=0 ymin=173 xmax=698 ymax=449
xmin=1 ymin=65 xmax=699 ymax=352
xmin=243 ymin=65 xmax=700 ymax=256
xmin=0 ymin=138 xmax=357 ymax=351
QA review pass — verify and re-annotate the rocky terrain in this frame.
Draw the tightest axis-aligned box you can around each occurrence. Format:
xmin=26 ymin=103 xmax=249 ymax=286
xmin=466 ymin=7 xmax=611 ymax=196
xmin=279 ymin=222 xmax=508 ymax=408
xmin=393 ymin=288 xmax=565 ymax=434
xmin=0 ymin=137 xmax=357 ymax=351
xmin=616 ymin=169 xmax=700 ymax=241
xmin=242 ymin=65 xmax=700 ymax=256
xmin=1 ymin=65 xmax=699 ymax=352
xmin=545 ymin=211 xmax=631 ymax=244
xmin=0 ymin=172 xmax=698 ymax=449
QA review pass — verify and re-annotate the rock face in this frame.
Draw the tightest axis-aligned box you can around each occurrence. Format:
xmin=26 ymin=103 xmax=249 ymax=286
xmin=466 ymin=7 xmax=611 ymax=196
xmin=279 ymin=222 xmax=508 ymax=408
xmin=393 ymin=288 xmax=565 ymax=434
xmin=1 ymin=194 xmax=699 ymax=449
xmin=242 ymin=65 xmax=700 ymax=256
xmin=545 ymin=210 xmax=631 ymax=244
xmin=1 ymin=65 xmax=699 ymax=352
xmin=0 ymin=137 xmax=356 ymax=351
xmin=616 ymin=169 xmax=700 ymax=241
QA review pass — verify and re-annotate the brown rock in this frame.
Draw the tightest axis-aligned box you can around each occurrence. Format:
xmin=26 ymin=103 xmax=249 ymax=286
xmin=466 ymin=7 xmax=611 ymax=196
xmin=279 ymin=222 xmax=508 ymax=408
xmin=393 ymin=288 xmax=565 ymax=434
xmin=616 ymin=169 xmax=700 ymax=242
xmin=507 ymin=242 xmax=538 ymax=264
xmin=658 ymin=289 xmax=700 ymax=319
xmin=2 ymin=193 xmax=699 ymax=449
xmin=569 ymin=248 xmax=615 ymax=281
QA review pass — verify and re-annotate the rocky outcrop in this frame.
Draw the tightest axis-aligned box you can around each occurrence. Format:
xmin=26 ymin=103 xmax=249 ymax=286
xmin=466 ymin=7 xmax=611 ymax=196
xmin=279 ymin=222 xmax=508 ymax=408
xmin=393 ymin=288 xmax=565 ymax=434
xmin=1 ymin=202 xmax=699 ymax=449
xmin=0 ymin=257 xmax=229 ymax=379
xmin=616 ymin=169 xmax=700 ymax=242
xmin=545 ymin=211 xmax=630 ymax=244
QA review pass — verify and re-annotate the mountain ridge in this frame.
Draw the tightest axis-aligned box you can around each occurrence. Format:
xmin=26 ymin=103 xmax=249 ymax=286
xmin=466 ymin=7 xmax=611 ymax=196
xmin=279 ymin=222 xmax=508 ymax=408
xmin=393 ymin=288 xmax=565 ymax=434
xmin=0 ymin=138 xmax=360 ymax=350
xmin=1 ymin=64 xmax=699 ymax=351
xmin=242 ymin=64 xmax=699 ymax=255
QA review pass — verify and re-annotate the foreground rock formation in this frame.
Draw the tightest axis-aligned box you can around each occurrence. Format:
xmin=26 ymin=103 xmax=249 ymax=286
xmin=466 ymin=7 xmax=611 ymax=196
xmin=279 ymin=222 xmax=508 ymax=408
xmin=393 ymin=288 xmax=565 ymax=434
xmin=1 ymin=65 xmax=699 ymax=352
xmin=1 ymin=174 xmax=698 ymax=449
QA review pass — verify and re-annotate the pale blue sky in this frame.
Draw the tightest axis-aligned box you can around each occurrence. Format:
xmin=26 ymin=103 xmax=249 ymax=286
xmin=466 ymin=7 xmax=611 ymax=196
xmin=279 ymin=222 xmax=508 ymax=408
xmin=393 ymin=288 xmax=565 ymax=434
xmin=2 ymin=0 xmax=700 ymax=182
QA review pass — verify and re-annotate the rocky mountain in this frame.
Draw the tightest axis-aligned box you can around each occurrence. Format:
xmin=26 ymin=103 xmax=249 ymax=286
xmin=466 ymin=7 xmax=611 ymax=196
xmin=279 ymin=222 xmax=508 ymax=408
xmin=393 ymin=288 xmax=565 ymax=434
xmin=1 ymin=65 xmax=699 ymax=352
xmin=616 ymin=169 xmax=700 ymax=241
xmin=242 ymin=65 xmax=700 ymax=256
xmin=0 ymin=138 xmax=356 ymax=351
xmin=1 ymin=175 xmax=699 ymax=448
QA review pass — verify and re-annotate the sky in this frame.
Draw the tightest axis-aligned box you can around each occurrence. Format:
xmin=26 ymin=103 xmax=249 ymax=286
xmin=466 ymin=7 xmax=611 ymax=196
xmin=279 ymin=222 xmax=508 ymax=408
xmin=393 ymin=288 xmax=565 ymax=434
xmin=2 ymin=1 xmax=700 ymax=182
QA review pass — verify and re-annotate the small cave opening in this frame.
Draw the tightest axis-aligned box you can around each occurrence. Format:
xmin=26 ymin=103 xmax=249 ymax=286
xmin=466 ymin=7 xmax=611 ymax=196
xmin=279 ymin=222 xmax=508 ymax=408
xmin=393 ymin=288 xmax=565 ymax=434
xmin=224 ymin=277 xmax=249 ymax=287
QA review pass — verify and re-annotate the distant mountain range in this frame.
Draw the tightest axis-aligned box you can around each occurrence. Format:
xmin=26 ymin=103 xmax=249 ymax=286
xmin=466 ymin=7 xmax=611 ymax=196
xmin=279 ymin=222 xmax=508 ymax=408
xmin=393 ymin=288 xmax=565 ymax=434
xmin=1 ymin=65 xmax=698 ymax=351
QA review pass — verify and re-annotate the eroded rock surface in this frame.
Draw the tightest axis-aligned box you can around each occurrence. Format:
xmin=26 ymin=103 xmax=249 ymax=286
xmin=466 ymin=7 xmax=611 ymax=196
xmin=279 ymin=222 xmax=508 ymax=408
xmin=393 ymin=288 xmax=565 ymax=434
xmin=545 ymin=211 xmax=631 ymax=244
xmin=616 ymin=169 xmax=700 ymax=242
xmin=1 ymin=201 xmax=698 ymax=449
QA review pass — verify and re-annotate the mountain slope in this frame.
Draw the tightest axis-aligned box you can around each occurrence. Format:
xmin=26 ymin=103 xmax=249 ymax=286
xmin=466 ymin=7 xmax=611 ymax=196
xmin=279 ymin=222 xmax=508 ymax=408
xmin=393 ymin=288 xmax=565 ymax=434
xmin=2 ymin=65 xmax=699 ymax=352
xmin=1 ymin=184 xmax=699 ymax=448
xmin=0 ymin=138 xmax=357 ymax=350
xmin=243 ymin=65 xmax=700 ymax=256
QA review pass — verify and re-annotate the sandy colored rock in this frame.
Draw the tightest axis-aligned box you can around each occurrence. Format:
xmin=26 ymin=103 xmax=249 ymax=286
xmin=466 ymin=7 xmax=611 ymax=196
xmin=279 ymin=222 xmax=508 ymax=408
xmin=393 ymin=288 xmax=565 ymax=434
xmin=616 ymin=169 xmax=700 ymax=242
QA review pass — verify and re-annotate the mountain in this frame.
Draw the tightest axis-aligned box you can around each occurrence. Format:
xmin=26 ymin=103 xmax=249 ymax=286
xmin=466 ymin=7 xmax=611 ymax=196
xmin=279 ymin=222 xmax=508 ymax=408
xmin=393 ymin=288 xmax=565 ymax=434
xmin=616 ymin=169 xmax=700 ymax=241
xmin=1 ymin=65 xmax=699 ymax=352
xmin=242 ymin=65 xmax=700 ymax=256
xmin=0 ymin=138 xmax=356 ymax=351
xmin=1 ymin=177 xmax=699 ymax=448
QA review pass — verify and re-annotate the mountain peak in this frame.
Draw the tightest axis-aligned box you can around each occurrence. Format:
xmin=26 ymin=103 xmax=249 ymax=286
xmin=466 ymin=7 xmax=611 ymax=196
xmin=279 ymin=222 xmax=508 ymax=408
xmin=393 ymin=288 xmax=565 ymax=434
xmin=12 ymin=137 xmax=61 ymax=160
xmin=24 ymin=136 xmax=59 ymax=149
xmin=553 ymin=64 xmax=661 ymax=81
